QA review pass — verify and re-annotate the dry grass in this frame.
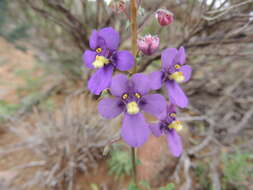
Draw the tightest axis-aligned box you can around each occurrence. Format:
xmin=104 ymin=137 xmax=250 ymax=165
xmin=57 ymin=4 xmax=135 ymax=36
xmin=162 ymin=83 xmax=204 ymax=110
xmin=2 ymin=93 xmax=119 ymax=190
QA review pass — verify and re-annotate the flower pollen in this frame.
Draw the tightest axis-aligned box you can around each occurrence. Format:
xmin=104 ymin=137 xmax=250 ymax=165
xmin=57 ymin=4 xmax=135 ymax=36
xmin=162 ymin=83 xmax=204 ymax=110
xmin=127 ymin=101 xmax=140 ymax=115
xmin=170 ymin=71 xmax=185 ymax=83
xmin=92 ymin=55 xmax=109 ymax=68
xmin=122 ymin=93 xmax=129 ymax=100
xmin=135 ymin=92 xmax=141 ymax=99
xmin=96 ymin=48 xmax=102 ymax=53
xmin=174 ymin=64 xmax=181 ymax=69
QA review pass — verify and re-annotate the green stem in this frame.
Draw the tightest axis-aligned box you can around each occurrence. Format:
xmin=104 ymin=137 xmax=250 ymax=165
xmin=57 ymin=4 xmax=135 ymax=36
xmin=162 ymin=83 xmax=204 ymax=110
xmin=130 ymin=0 xmax=138 ymax=73
xmin=130 ymin=0 xmax=138 ymax=185
xmin=131 ymin=147 xmax=137 ymax=184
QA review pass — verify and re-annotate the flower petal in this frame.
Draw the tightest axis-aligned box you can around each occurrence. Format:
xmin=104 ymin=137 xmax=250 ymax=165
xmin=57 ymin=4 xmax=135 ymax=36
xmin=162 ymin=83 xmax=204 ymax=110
xmin=166 ymin=81 xmax=188 ymax=108
xmin=110 ymin=74 xmax=129 ymax=97
xmin=174 ymin=47 xmax=186 ymax=65
xmin=83 ymin=50 xmax=96 ymax=69
xmin=149 ymin=123 xmax=162 ymax=137
xmin=98 ymin=97 xmax=124 ymax=119
xmin=121 ymin=113 xmax=150 ymax=147
xmin=89 ymin=30 xmax=98 ymax=49
xmin=148 ymin=71 xmax=163 ymax=90
xmin=99 ymin=27 xmax=120 ymax=50
xmin=88 ymin=66 xmax=113 ymax=95
xmin=114 ymin=50 xmax=134 ymax=71
xmin=167 ymin=130 xmax=183 ymax=157
xmin=161 ymin=48 xmax=177 ymax=69
xmin=179 ymin=65 xmax=192 ymax=82
xmin=167 ymin=103 xmax=177 ymax=114
xmin=140 ymin=94 xmax=167 ymax=118
xmin=131 ymin=73 xmax=150 ymax=95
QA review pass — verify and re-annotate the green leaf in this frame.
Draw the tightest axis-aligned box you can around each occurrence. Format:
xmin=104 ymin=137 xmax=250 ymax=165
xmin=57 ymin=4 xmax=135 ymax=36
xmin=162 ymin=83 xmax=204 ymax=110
xmin=125 ymin=20 xmax=130 ymax=30
xmin=90 ymin=183 xmax=99 ymax=190
xmin=127 ymin=182 xmax=141 ymax=190
xmin=139 ymin=180 xmax=151 ymax=190
xmin=159 ymin=183 xmax=175 ymax=190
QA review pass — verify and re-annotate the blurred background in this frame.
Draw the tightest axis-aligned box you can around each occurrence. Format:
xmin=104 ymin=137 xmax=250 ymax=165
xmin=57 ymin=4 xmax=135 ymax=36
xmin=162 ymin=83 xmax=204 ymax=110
xmin=0 ymin=0 xmax=252 ymax=189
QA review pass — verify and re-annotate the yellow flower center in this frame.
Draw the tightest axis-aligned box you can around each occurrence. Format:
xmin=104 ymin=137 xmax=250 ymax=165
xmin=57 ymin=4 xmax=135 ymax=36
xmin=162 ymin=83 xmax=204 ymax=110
xmin=168 ymin=120 xmax=183 ymax=132
xmin=134 ymin=92 xmax=141 ymax=99
xmin=170 ymin=71 xmax=185 ymax=83
xmin=122 ymin=93 xmax=129 ymax=100
xmin=127 ymin=101 xmax=140 ymax=115
xmin=96 ymin=48 xmax=102 ymax=53
xmin=92 ymin=55 xmax=109 ymax=68
xmin=174 ymin=64 xmax=181 ymax=69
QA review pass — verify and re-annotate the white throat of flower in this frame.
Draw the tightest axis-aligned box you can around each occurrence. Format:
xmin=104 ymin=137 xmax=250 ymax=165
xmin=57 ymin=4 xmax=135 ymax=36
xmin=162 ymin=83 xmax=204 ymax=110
xmin=92 ymin=55 xmax=109 ymax=68
xmin=127 ymin=101 xmax=140 ymax=115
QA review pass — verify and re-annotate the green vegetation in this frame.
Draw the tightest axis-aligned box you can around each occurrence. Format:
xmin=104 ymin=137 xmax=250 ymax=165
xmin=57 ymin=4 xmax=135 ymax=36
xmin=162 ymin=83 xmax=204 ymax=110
xmin=193 ymin=151 xmax=253 ymax=190
xmin=158 ymin=183 xmax=175 ymax=190
xmin=107 ymin=144 xmax=133 ymax=179
xmin=194 ymin=162 xmax=210 ymax=189
xmin=127 ymin=181 xmax=174 ymax=190
xmin=0 ymin=0 xmax=7 ymax=29
xmin=90 ymin=183 xmax=99 ymax=190
xmin=0 ymin=100 xmax=20 ymax=118
xmin=0 ymin=0 xmax=28 ymax=44
xmin=222 ymin=150 xmax=252 ymax=190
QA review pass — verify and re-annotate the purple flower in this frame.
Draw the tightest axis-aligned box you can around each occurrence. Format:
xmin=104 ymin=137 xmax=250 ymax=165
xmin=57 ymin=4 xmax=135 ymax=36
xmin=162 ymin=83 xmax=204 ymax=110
xmin=149 ymin=47 xmax=192 ymax=108
xmin=98 ymin=73 xmax=167 ymax=147
xmin=137 ymin=34 xmax=160 ymax=55
xmin=83 ymin=27 xmax=134 ymax=95
xmin=149 ymin=104 xmax=183 ymax=157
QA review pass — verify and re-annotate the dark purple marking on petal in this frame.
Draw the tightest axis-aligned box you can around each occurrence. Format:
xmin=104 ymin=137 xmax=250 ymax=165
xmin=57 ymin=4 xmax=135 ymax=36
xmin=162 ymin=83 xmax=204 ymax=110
xmin=121 ymin=113 xmax=150 ymax=147
xmin=166 ymin=81 xmax=188 ymax=108
xmin=98 ymin=97 xmax=124 ymax=119
xmin=88 ymin=66 xmax=113 ymax=95
xmin=167 ymin=103 xmax=177 ymax=115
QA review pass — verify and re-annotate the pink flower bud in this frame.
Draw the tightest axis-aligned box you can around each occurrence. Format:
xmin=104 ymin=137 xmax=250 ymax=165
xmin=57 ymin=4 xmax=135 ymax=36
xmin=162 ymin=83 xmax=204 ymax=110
xmin=156 ymin=9 xmax=174 ymax=26
xmin=137 ymin=35 xmax=160 ymax=55
xmin=109 ymin=0 xmax=126 ymax=14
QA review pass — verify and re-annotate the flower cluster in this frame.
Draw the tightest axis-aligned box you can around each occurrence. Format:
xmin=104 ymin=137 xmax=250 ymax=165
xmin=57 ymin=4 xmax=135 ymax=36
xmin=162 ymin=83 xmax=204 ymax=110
xmin=83 ymin=25 xmax=192 ymax=157
xmin=83 ymin=27 xmax=134 ymax=95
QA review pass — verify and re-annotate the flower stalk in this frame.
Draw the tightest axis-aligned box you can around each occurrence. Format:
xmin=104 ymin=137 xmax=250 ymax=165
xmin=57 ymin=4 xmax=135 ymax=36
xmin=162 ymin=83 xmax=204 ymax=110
xmin=130 ymin=0 xmax=138 ymax=183
xmin=131 ymin=147 xmax=137 ymax=184
xmin=131 ymin=0 xmax=138 ymax=73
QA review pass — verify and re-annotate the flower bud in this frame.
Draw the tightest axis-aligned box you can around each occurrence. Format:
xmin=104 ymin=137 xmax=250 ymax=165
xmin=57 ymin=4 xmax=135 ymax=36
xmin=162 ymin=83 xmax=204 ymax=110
xmin=156 ymin=9 xmax=174 ymax=26
xmin=137 ymin=34 xmax=159 ymax=55
xmin=109 ymin=0 xmax=126 ymax=14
